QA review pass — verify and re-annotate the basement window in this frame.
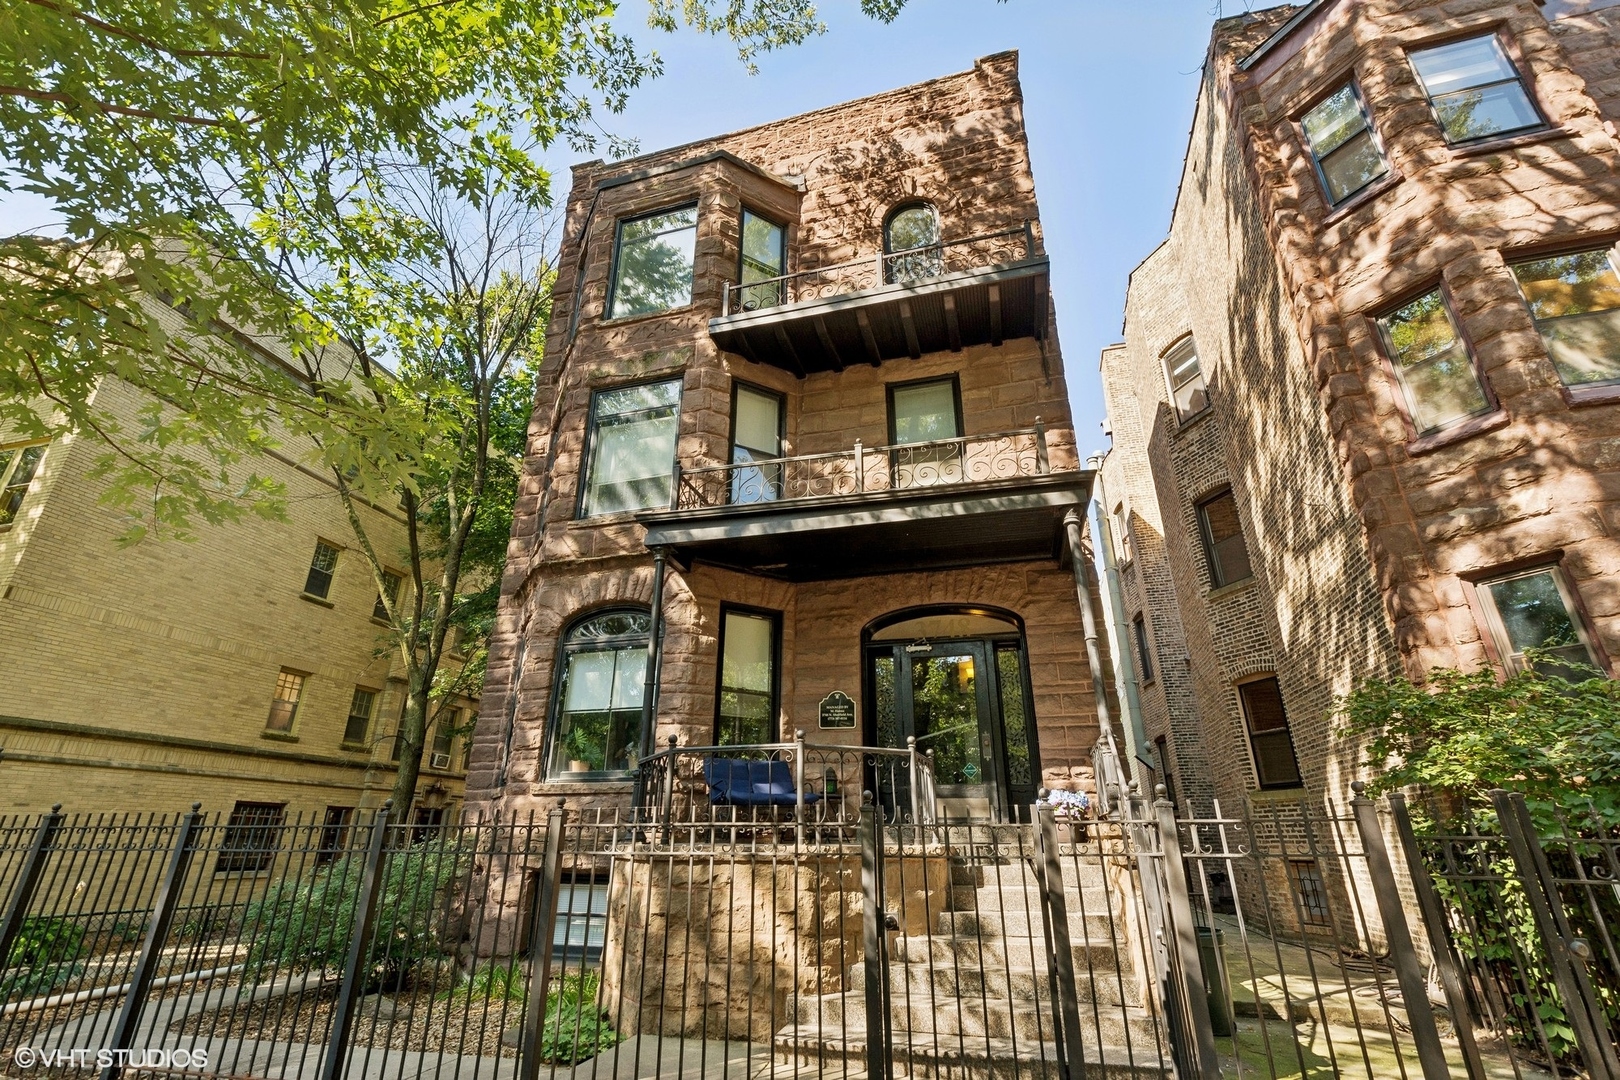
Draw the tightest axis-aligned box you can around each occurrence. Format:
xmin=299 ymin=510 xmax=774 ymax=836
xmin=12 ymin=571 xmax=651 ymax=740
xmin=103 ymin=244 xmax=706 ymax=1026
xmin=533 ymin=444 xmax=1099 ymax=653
xmin=1288 ymin=859 xmax=1332 ymax=927
xmin=1299 ymin=82 xmax=1389 ymax=205
xmin=216 ymin=801 xmax=286 ymax=875
xmin=1409 ymin=34 xmax=1542 ymax=145
xmin=1476 ymin=565 xmax=1601 ymax=679
xmin=1511 ymin=249 xmax=1620 ymax=389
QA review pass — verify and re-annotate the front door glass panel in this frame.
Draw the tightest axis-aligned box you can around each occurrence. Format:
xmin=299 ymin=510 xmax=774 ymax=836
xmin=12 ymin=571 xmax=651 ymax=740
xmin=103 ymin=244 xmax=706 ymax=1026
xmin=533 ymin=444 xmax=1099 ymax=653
xmin=911 ymin=651 xmax=984 ymax=786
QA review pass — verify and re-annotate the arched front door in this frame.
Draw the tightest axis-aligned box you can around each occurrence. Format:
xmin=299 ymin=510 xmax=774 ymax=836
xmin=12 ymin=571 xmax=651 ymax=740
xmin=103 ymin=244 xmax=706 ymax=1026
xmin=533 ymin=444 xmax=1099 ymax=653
xmin=863 ymin=608 xmax=1040 ymax=821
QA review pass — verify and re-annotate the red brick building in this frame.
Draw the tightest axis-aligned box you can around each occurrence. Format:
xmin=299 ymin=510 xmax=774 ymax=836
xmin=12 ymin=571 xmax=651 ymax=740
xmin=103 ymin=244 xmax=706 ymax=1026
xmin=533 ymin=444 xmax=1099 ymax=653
xmin=467 ymin=54 xmax=1116 ymax=820
xmin=1100 ymin=0 xmax=1620 ymax=816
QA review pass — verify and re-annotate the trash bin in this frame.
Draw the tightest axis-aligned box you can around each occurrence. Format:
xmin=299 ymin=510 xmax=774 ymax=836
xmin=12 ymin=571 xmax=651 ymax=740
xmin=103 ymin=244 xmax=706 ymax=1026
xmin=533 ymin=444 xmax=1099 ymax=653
xmin=1196 ymin=926 xmax=1234 ymax=1036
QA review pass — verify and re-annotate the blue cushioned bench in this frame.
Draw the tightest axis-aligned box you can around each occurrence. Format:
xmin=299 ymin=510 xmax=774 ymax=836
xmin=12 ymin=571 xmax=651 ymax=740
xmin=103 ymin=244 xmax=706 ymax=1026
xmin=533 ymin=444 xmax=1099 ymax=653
xmin=703 ymin=758 xmax=823 ymax=809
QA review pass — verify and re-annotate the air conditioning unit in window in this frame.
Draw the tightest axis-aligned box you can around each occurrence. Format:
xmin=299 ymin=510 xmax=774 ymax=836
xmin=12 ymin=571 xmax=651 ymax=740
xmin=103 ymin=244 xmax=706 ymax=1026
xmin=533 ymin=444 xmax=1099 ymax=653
xmin=430 ymin=753 xmax=452 ymax=770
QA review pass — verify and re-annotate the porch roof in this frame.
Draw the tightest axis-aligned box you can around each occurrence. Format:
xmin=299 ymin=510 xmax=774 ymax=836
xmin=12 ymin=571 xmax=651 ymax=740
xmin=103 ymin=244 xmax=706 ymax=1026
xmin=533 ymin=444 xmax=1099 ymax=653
xmin=637 ymin=470 xmax=1092 ymax=581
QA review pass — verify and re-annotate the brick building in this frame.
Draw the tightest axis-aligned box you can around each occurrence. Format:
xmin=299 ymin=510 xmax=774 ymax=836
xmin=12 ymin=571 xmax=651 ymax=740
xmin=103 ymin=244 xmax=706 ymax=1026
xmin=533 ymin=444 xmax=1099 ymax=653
xmin=1100 ymin=0 xmax=1620 ymax=817
xmin=0 ymin=303 xmax=477 ymax=826
xmin=467 ymin=54 xmax=1117 ymax=821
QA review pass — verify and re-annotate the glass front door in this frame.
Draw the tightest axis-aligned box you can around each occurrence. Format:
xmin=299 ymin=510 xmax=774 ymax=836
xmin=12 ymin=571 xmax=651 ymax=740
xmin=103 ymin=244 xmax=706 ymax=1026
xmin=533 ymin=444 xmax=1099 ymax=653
xmin=867 ymin=636 xmax=1038 ymax=820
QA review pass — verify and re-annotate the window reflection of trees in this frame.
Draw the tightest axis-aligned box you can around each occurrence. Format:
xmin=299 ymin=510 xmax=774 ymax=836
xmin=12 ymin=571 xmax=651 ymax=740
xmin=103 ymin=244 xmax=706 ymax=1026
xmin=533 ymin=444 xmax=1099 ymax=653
xmin=884 ymin=205 xmax=942 ymax=284
xmin=610 ymin=208 xmax=697 ymax=319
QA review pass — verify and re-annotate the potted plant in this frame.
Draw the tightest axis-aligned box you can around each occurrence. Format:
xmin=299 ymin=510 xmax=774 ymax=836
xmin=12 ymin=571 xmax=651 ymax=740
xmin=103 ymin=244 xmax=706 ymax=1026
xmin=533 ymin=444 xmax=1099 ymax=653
xmin=1044 ymin=788 xmax=1091 ymax=843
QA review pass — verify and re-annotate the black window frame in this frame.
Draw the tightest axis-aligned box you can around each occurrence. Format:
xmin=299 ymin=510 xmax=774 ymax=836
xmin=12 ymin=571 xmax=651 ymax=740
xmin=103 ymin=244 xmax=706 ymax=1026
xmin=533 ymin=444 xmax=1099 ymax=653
xmin=883 ymin=202 xmax=943 ymax=283
xmin=1196 ymin=488 xmax=1254 ymax=590
xmin=1407 ymin=31 xmax=1545 ymax=147
xmin=1133 ymin=613 xmax=1155 ymax=683
xmin=316 ymin=806 xmax=354 ymax=866
xmin=728 ymin=380 xmax=786 ymax=504
xmin=1288 ymin=859 xmax=1333 ymax=927
xmin=1237 ymin=676 xmax=1304 ymax=791
xmin=713 ymin=603 xmax=783 ymax=747
xmin=606 ymin=203 xmax=699 ymax=321
xmin=737 ymin=207 xmax=787 ymax=311
xmin=304 ymin=539 xmax=340 ymax=600
xmin=886 ymin=374 xmax=964 ymax=446
xmin=576 ymin=376 xmax=685 ymax=520
xmin=544 ymin=607 xmax=655 ymax=781
xmin=1298 ymin=78 xmax=1390 ymax=206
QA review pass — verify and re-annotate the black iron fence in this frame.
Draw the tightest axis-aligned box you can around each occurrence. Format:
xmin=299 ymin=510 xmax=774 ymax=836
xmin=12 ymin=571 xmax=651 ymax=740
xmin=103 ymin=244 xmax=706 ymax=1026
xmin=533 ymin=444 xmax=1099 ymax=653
xmin=1 ymin=785 xmax=1615 ymax=1080
xmin=719 ymin=224 xmax=1039 ymax=316
xmin=671 ymin=424 xmax=1053 ymax=511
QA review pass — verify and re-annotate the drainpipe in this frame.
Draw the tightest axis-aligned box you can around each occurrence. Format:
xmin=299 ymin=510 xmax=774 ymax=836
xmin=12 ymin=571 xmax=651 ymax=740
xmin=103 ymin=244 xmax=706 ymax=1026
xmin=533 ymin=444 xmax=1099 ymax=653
xmin=638 ymin=548 xmax=669 ymax=765
xmin=1062 ymin=507 xmax=1127 ymax=800
xmin=1086 ymin=456 xmax=1153 ymax=790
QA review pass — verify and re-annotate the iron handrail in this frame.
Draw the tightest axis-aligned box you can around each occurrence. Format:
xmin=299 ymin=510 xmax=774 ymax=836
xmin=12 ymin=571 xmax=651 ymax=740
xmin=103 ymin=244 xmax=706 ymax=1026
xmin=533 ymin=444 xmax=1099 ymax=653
xmin=720 ymin=222 xmax=1038 ymax=316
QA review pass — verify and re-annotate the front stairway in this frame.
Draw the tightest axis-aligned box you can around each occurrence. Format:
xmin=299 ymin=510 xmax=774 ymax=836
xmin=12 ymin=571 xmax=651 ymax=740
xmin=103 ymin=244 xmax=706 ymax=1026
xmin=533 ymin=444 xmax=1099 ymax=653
xmin=772 ymin=838 xmax=1172 ymax=1079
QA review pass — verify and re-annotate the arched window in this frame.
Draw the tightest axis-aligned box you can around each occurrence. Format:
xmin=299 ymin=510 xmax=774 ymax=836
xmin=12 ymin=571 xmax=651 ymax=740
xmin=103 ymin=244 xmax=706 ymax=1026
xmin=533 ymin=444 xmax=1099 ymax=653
xmin=547 ymin=609 xmax=651 ymax=778
xmin=883 ymin=204 xmax=942 ymax=283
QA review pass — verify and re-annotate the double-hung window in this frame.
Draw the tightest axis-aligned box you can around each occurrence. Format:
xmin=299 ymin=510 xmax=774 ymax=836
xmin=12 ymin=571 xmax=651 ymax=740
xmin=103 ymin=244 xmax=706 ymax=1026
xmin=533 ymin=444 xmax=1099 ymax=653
xmin=1238 ymin=678 xmax=1303 ymax=790
xmin=1376 ymin=288 xmax=1492 ymax=435
xmin=1163 ymin=338 xmax=1209 ymax=422
xmin=889 ymin=377 xmax=963 ymax=488
xmin=343 ymin=687 xmax=376 ymax=746
xmin=1133 ymin=614 xmax=1155 ymax=683
xmin=1409 ymin=35 xmax=1542 ymax=144
xmin=1196 ymin=489 xmax=1253 ymax=589
xmin=549 ymin=610 xmax=651 ymax=777
xmin=1476 ymin=566 xmax=1600 ymax=678
xmin=738 ymin=210 xmax=786 ymax=311
xmin=265 ymin=669 xmax=305 ymax=734
xmin=1300 ymin=82 xmax=1389 ymax=205
xmin=715 ymin=608 xmax=778 ymax=746
xmin=580 ymin=379 xmax=682 ymax=517
xmin=304 ymin=541 xmax=340 ymax=599
xmin=609 ymin=206 xmax=698 ymax=319
xmin=730 ymin=384 xmax=784 ymax=504
xmin=1511 ymin=249 xmax=1620 ymax=390
xmin=0 ymin=442 xmax=46 ymax=525
xmin=373 ymin=570 xmax=403 ymax=622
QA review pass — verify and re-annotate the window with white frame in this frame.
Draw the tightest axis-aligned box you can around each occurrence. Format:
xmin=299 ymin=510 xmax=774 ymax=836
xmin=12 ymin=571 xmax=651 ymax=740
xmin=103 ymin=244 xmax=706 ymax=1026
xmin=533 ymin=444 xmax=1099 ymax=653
xmin=1476 ymin=565 xmax=1600 ymax=678
xmin=0 ymin=442 xmax=46 ymax=526
xmin=1163 ymin=338 xmax=1209 ymax=422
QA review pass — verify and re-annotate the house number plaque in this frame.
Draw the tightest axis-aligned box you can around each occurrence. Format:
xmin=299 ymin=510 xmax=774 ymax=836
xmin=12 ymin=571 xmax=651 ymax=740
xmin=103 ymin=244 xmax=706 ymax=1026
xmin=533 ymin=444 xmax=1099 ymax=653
xmin=818 ymin=690 xmax=856 ymax=729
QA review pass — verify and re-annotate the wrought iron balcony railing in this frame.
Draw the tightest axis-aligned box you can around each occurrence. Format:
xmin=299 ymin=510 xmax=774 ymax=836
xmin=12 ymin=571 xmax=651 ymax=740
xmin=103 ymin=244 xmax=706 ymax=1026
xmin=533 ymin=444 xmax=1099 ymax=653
xmin=671 ymin=423 xmax=1052 ymax=511
xmin=720 ymin=223 xmax=1038 ymax=316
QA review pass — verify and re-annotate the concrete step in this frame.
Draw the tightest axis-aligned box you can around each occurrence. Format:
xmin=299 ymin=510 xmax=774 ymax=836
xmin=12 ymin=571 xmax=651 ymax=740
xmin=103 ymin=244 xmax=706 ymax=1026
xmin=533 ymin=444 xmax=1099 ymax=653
xmin=788 ymin=989 xmax=1159 ymax=1045
xmin=774 ymin=1026 xmax=1172 ymax=1080
xmin=935 ymin=906 xmax=1124 ymax=942
xmin=888 ymin=928 xmax=1128 ymax=970
xmin=848 ymin=956 xmax=1139 ymax=1002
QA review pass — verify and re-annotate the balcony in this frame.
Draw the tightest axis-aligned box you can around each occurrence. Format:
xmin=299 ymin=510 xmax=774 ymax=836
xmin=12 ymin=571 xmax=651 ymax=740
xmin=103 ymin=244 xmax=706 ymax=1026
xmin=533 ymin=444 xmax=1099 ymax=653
xmin=637 ymin=426 xmax=1092 ymax=580
xmin=709 ymin=225 xmax=1049 ymax=375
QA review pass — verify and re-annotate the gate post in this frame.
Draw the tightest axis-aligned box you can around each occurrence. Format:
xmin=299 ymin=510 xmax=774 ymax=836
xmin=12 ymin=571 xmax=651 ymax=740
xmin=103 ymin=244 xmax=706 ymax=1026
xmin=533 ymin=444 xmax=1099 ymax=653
xmin=1154 ymin=790 xmax=1220 ymax=1080
xmin=0 ymin=804 xmax=64 ymax=971
xmin=99 ymin=803 xmax=204 ymax=1080
xmin=520 ymin=802 xmax=567 ymax=1080
xmin=1350 ymin=784 xmax=1452 ymax=1080
xmin=318 ymin=801 xmax=394 ymax=1080
xmin=1492 ymin=790 xmax=1620 ymax=1080
xmin=1387 ymin=792 xmax=1487 ymax=1080
xmin=1035 ymin=797 xmax=1088 ymax=1079
xmin=860 ymin=793 xmax=891 ymax=1080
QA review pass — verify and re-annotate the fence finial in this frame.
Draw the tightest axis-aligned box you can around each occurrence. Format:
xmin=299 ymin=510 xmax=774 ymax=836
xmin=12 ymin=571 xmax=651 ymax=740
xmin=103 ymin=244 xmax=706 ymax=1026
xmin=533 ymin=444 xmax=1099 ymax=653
xmin=1351 ymin=780 xmax=1368 ymax=797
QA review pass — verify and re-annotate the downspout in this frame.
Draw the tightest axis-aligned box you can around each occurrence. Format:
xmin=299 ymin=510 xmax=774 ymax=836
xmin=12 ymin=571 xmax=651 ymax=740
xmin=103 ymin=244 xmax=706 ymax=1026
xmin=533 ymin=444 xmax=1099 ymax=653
xmin=1086 ymin=455 xmax=1153 ymax=790
xmin=1062 ymin=507 xmax=1126 ymax=800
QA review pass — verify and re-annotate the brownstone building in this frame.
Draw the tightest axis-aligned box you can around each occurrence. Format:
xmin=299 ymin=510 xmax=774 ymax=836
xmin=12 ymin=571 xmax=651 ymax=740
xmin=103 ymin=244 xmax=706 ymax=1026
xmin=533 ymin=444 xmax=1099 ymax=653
xmin=1100 ymin=0 xmax=1620 ymax=817
xmin=467 ymin=54 xmax=1116 ymax=820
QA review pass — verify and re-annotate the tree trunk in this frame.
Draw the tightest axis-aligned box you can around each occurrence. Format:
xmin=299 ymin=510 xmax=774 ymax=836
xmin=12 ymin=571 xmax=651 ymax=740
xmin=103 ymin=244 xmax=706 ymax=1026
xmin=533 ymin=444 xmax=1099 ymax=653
xmin=388 ymin=669 xmax=435 ymax=813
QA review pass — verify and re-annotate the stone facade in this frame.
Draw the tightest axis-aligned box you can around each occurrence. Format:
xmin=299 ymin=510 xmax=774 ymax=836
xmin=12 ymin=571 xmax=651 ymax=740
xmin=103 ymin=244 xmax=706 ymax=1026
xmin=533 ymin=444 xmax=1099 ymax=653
xmin=1101 ymin=0 xmax=1620 ymax=818
xmin=468 ymin=54 xmax=1113 ymax=818
xmin=0 ymin=327 xmax=476 ymax=820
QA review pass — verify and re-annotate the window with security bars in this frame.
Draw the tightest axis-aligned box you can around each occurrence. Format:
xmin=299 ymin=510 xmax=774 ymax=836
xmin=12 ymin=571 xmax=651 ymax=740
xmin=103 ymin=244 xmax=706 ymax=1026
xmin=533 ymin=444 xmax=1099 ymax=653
xmin=1409 ymin=34 xmax=1542 ymax=145
xmin=1511 ymin=249 xmax=1620 ymax=390
xmin=1300 ymin=82 xmax=1389 ymax=205
xmin=304 ymin=540 xmax=340 ymax=599
xmin=316 ymin=806 xmax=353 ymax=865
xmin=0 ymin=443 xmax=46 ymax=526
xmin=265 ymin=670 xmax=305 ymax=733
xmin=1288 ymin=859 xmax=1332 ymax=927
xmin=343 ymin=687 xmax=376 ymax=746
xmin=1238 ymin=677 xmax=1303 ymax=790
xmin=215 ymin=801 xmax=286 ymax=874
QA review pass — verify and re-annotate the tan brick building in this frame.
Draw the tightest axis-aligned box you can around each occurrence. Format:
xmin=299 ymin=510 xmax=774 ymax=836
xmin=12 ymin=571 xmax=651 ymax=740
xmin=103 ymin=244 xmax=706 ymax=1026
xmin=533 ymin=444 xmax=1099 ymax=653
xmin=467 ymin=54 xmax=1117 ymax=821
xmin=1100 ymin=0 xmax=1620 ymax=817
xmin=0 ymin=305 xmax=476 ymax=826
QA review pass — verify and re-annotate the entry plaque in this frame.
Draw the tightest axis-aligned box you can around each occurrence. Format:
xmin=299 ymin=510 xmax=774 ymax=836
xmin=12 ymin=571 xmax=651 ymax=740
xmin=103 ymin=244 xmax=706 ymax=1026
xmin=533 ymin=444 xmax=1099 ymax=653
xmin=818 ymin=690 xmax=856 ymax=729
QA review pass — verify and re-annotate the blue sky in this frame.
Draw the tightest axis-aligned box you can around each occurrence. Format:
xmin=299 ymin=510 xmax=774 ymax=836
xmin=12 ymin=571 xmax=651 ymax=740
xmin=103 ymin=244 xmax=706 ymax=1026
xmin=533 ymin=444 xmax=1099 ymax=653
xmin=0 ymin=0 xmax=1250 ymax=451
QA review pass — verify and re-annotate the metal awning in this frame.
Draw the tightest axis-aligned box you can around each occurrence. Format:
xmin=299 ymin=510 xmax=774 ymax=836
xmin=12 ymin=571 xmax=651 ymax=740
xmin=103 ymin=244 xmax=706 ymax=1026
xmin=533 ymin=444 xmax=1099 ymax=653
xmin=638 ymin=471 xmax=1092 ymax=581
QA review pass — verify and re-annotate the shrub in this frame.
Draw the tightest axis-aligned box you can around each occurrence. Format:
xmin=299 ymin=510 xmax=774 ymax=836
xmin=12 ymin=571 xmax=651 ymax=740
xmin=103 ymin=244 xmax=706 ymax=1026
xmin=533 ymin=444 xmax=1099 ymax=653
xmin=5 ymin=916 xmax=85 ymax=969
xmin=242 ymin=833 xmax=467 ymax=990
